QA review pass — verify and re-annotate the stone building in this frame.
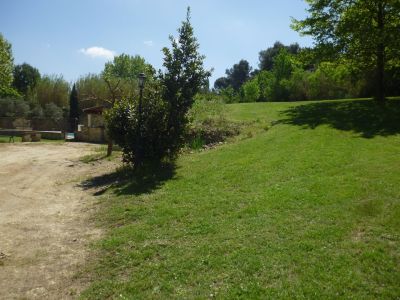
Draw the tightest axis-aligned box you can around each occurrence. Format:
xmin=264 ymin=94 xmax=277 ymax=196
xmin=75 ymin=106 xmax=107 ymax=143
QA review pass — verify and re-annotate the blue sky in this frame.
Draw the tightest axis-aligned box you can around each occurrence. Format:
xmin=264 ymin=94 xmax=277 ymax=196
xmin=0 ymin=0 xmax=313 ymax=85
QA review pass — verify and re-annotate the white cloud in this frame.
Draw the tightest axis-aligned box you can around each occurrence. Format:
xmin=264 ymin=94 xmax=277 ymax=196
xmin=79 ymin=46 xmax=115 ymax=59
xmin=144 ymin=40 xmax=154 ymax=47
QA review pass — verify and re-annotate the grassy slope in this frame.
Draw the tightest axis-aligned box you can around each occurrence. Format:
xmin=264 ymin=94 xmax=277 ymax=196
xmin=82 ymin=99 xmax=400 ymax=299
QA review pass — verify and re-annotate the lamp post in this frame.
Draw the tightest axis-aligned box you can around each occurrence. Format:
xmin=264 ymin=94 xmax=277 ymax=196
xmin=138 ymin=73 xmax=146 ymax=117
xmin=135 ymin=73 xmax=146 ymax=168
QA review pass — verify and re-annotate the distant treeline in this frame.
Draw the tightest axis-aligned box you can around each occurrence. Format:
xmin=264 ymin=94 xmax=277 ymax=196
xmin=213 ymin=42 xmax=400 ymax=102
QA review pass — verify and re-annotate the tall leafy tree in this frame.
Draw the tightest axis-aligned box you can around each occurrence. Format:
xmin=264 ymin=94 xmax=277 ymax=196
xmin=259 ymin=41 xmax=301 ymax=71
xmin=35 ymin=75 xmax=70 ymax=108
xmin=225 ymin=59 xmax=252 ymax=91
xmin=102 ymin=54 xmax=154 ymax=106
xmin=292 ymin=0 xmax=400 ymax=102
xmin=0 ymin=33 xmax=19 ymax=97
xmin=214 ymin=77 xmax=230 ymax=91
xmin=161 ymin=7 xmax=211 ymax=156
xmin=13 ymin=63 xmax=41 ymax=97
xmin=102 ymin=54 xmax=154 ymax=156
xmin=69 ymin=84 xmax=79 ymax=131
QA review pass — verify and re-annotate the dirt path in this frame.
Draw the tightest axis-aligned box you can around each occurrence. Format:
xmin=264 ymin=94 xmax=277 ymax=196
xmin=0 ymin=143 xmax=116 ymax=299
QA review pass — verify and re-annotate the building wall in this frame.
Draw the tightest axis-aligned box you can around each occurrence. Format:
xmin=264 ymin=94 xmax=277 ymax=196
xmin=75 ymin=126 xmax=107 ymax=143
xmin=82 ymin=114 xmax=105 ymax=128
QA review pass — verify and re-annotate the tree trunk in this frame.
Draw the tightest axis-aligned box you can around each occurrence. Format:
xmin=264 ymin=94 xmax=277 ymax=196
xmin=107 ymin=140 xmax=113 ymax=157
xmin=376 ymin=1 xmax=385 ymax=103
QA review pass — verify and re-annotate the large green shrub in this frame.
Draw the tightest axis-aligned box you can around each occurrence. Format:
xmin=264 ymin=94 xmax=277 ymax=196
xmin=105 ymin=83 xmax=170 ymax=165
xmin=106 ymin=8 xmax=211 ymax=167
xmin=242 ymin=78 xmax=260 ymax=102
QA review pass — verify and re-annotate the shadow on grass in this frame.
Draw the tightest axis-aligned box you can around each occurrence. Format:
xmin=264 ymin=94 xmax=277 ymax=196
xmin=80 ymin=162 xmax=176 ymax=196
xmin=278 ymin=99 xmax=400 ymax=138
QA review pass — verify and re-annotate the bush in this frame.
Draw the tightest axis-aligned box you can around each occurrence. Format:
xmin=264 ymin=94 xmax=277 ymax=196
xmin=0 ymin=97 xmax=29 ymax=117
xmin=105 ymin=84 xmax=171 ymax=165
xmin=30 ymin=103 xmax=44 ymax=118
xmin=44 ymin=103 xmax=63 ymax=121
xmin=187 ymin=97 xmax=239 ymax=147
xmin=242 ymin=79 xmax=260 ymax=102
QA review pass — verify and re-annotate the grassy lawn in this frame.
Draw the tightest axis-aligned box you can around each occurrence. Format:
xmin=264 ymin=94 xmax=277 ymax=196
xmin=80 ymin=145 xmax=122 ymax=163
xmin=81 ymin=99 xmax=400 ymax=299
xmin=0 ymin=135 xmax=22 ymax=143
xmin=0 ymin=135 xmax=65 ymax=144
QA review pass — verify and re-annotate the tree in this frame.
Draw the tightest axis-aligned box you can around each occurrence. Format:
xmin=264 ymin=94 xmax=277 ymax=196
xmin=292 ymin=0 xmax=400 ymax=103
xmin=75 ymin=73 xmax=109 ymax=110
xmin=69 ymin=84 xmax=79 ymax=131
xmin=214 ymin=77 xmax=230 ymax=91
xmin=242 ymin=78 xmax=260 ymax=102
xmin=35 ymin=75 xmax=70 ymax=108
xmin=0 ymin=34 xmax=19 ymax=98
xmin=160 ymin=7 xmax=211 ymax=161
xmin=225 ymin=59 xmax=252 ymax=91
xmin=107 ymin=7 xmax=211 ymax=168
xmin=259 ymin=41 xmax=301 ymax=71
xmin=102 ymin=54 xmax=154 ymax=106
xmin=13 ymin=63 xmax=41 ymax=97
xmin=102 ymin=54 xmax=154 ymax=156
xmin=44 ymin=102 xmax=63 ymax=121
xmin=0 ymin=98 xmax=29 ymax=117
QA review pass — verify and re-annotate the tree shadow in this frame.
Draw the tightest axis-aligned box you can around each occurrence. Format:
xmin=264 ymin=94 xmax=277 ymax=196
xmin=80 ymin=162 xmax=177 ymax=196
xmin=278 ymin=99 xmax=400 ymax=138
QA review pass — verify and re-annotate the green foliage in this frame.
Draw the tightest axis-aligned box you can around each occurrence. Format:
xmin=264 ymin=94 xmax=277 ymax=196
xmin=107 ymin=8 xmax=211 ymax=167
xmin=35 ymin=74 xmax=70 ymax=108
xmin=30 ymin=103 xmax=44 ymax=118
xmin=241 ymin=51 xmax=365 ymax=102
xmin=242 ymin=78 xmax=260 ymax=102
xmin=259 ymin=41 xmax=301 ymax=71
xmin=292 ymin=0 xmax=400 ymax=101
xmin=159 ymin=7 xmax=212 ymax=158
xmin=0 ymin=97 xmax=29 ymax=117
xmin=213 ymin=76 xmax=230 ymax=91
xmin=225 ymin=60 xmax=252 ymax=91
xmin=102 ymin=54 xmax=154 ymax=106
xmin=0 ymin=33 xmax=15 ymax=97
xmin=12 ymin=63 xmax=41 ymax=97
xmin=220 ymin=86 xmax=239 ymax=103
xmin=76 ymin=73 xmax=109 ymax=109
xmin=187 ymin=96 xmax=240 ymax=147
xmin=105 ymin=83 xmax=170 ymax=165
xmin=44 ymin=102 xmax=63 ymax=121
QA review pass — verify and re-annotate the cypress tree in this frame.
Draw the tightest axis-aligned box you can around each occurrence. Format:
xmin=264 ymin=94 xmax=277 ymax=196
xmin=69 ymin=84 xmax=79 ymax=131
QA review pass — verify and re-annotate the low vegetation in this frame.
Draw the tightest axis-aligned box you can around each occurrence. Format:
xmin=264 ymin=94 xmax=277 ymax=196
xmin=81 ymin=98 xmax=400 ymax=299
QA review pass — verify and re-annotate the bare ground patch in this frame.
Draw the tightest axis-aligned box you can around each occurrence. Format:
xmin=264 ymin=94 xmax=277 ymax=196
xmin=0 ymin=143 xmax=118 ymax=299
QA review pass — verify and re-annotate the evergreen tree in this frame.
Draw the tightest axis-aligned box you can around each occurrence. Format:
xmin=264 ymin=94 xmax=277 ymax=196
xmin=69 ymin=84 xmax=79 ymax=131
xmin=160 ymin=7 xmax=211 ymax=155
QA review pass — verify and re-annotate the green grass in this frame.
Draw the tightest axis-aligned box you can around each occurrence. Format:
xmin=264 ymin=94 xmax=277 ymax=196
xmin=80 ymin=145 xmax=121 ymax=163
xmin=81 ymin=99 xmax=400 ymax=299
xmin=0 ymin=135 xmax=65 ymax=143
xmin=0 ymin=135 xmax=22 ymax=143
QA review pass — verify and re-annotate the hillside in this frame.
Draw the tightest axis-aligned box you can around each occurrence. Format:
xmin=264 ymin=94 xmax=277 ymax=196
xmin=82 ymin=99 xmax=400 ymax=299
